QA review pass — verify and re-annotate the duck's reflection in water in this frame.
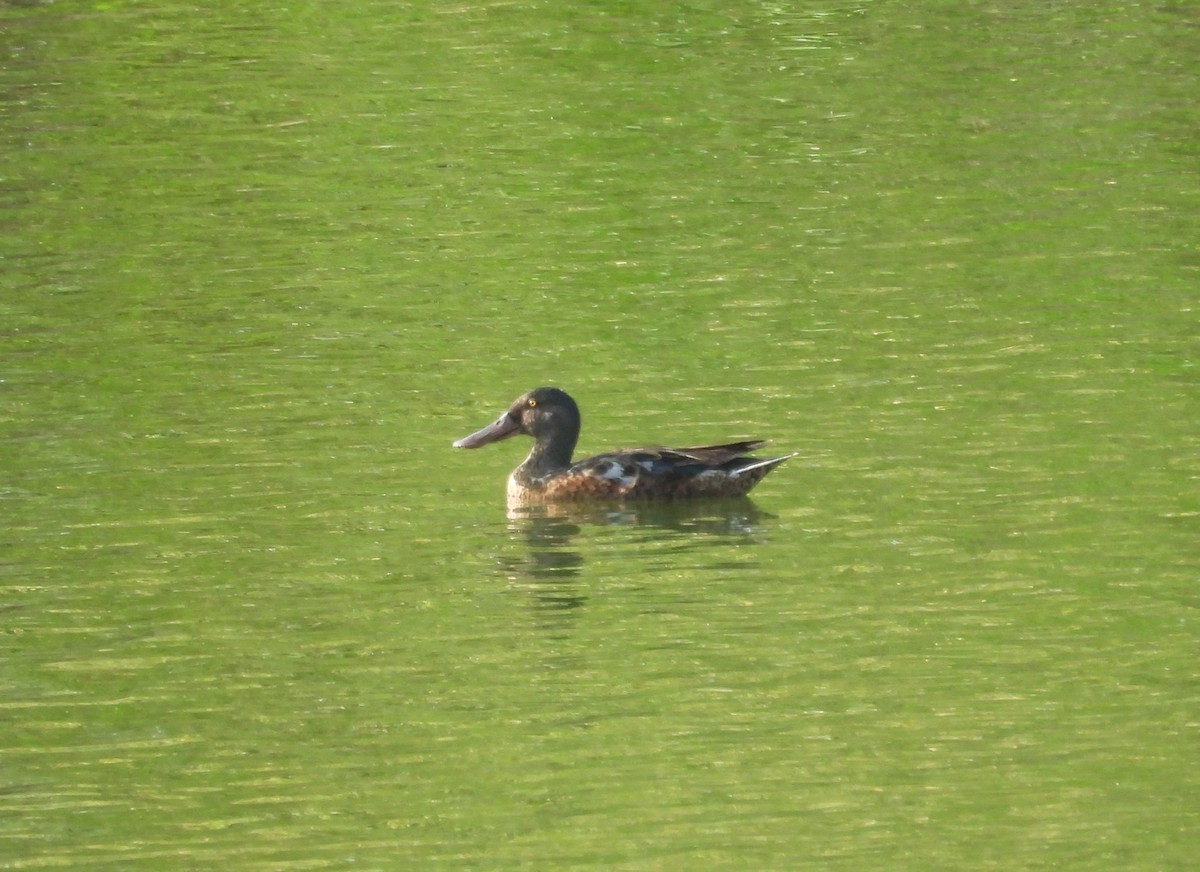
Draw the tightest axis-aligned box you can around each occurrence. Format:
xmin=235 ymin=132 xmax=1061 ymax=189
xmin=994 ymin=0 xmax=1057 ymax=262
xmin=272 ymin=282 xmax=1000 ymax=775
xmin=496 ymin=500 xmax=774 ymax=633
xmin=495 ymin=511 xmax=587 ymax=634
xmin=508 ymin=498 xmax=773 ymax=536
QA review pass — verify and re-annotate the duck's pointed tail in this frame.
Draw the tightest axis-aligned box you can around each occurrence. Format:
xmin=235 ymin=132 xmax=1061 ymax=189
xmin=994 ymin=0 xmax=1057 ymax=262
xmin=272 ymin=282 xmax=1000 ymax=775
xmin=723 ymin=452 xmax=796 ymax=495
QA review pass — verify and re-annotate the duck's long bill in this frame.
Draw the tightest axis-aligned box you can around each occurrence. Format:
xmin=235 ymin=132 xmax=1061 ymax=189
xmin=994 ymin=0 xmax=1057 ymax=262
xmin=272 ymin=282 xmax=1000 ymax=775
xmin=452 ymin=412 xmax=521 ymax=449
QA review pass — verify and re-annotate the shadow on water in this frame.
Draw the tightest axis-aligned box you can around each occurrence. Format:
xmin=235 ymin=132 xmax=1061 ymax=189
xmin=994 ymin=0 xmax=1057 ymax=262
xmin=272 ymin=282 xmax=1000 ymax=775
xmin=507 ymin=498 xmax=775 ymax=538
xmin=495 ymin=500 xmax=775 ymax=633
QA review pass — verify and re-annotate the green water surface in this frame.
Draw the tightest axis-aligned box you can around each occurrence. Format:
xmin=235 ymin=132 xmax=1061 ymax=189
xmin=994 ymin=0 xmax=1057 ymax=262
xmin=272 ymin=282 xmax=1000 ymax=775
xmin=2 ymin=1 xmax=1196 ymax=869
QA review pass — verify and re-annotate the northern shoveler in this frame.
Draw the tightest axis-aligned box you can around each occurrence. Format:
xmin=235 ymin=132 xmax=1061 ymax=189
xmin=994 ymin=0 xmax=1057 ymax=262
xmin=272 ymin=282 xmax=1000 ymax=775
xmin=453 ymin=387 xmax=795 ymax=504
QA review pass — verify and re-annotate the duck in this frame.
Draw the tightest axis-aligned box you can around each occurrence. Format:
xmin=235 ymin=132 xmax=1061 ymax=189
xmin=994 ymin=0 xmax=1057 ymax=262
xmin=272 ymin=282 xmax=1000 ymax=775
xmin=452 ymin=387 xmax=794 ymax=504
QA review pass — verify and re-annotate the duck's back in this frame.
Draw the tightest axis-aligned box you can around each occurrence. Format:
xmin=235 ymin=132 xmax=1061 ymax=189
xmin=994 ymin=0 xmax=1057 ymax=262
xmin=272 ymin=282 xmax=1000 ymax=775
xmin=509 ymin=442 xmax=793 ymax=503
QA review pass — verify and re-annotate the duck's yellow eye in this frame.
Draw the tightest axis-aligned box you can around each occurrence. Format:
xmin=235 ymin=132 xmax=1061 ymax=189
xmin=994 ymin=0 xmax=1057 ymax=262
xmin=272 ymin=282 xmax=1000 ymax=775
xmin=528 ymin=398 xmax=537 ymax=408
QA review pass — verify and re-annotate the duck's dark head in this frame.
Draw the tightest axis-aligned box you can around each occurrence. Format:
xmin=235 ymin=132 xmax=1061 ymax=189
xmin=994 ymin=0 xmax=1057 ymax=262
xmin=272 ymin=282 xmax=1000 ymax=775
xmin=453 ymin=387 xmax=581 ymax=463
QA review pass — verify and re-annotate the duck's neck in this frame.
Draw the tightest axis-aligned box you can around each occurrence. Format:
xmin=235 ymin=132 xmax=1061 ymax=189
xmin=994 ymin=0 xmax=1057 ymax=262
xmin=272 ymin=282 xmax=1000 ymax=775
xmin=519 ymin=434 xmax=576 ymax=480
